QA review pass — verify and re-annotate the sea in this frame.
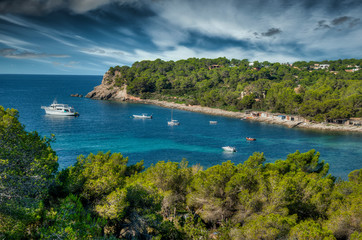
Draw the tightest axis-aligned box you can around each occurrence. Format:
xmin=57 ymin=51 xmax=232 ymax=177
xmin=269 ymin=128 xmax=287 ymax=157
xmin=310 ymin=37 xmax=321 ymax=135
xmin=1 ymin=74 xmax=361 ymax=179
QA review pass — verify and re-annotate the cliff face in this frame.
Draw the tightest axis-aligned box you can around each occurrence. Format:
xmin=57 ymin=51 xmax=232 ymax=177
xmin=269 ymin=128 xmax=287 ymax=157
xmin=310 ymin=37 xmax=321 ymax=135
xmin=86 ymin=70 xmax=128 ymax=101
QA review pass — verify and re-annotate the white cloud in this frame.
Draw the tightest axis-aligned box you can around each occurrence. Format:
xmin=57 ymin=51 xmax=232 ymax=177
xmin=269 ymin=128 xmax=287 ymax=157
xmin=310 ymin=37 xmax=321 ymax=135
xmin=68 ymin=0 xmax=113 ymax=13
xmin=144 ymin=18 xmax=189 ymax=48
xmin=151 ymin=0 xmax=251 ymax=41
xmin=81 ymin=47 xmax=127 ymax=57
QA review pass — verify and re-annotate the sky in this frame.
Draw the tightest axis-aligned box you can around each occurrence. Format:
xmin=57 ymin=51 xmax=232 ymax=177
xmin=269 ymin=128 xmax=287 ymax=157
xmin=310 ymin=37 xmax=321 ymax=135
xmin=0 ymin=0 xmax=361 ymax=75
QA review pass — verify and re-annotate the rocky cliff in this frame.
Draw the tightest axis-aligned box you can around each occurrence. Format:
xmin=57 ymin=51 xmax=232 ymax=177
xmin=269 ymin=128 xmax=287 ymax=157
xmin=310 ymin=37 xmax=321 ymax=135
xmin=86 ymin=70 xmax=129 ymax=101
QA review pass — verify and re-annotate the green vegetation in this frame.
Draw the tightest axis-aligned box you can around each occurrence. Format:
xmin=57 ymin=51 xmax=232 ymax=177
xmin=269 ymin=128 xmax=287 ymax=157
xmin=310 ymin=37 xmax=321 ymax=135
xmin=109 ymin=58 xmax=362 ymax=122
xmin=1 ymin=106 xmax=361 ymax=239
xmin=0 ymin=106 xmax=58 ymax=238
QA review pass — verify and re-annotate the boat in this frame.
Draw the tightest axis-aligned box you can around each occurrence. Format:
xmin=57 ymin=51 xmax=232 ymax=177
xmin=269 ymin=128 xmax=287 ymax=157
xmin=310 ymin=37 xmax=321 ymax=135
xmin=41 ymin=99 xmax=78 ymax=116
xmin=209 ymin=121 xmax=218 ymax=124
xmin=168 ymin=109 xmax=180 ymax=126
xmin=133 ymin=113 xmax=152 ymax=119
xmin=222 ymin=146 xmax=236 ymax=152
xmin=246 ymin=137 xmax=256 ymax=141
xmin=168 ymin=119 xmax=180 ymax=126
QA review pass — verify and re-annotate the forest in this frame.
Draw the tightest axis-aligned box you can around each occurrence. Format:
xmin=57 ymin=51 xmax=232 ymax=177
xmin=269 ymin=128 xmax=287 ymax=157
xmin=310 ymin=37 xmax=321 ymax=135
xmin=108 ymin=58 xmax=362 ymax=122
xmin=1 ymin=106 xmax=361 ymax=239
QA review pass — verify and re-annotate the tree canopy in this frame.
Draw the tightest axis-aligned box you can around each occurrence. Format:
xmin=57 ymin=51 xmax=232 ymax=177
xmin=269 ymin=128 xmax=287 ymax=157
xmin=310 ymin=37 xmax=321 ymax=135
xmin=1 ymin=105 xmax=361 ymax=239
xmin=109 ymin=58 xmax=362 ymax=122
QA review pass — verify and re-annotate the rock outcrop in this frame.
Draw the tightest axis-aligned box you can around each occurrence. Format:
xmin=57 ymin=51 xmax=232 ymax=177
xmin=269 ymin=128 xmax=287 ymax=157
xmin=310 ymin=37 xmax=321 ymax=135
xmin=86 ymin=70 xmax=129 ymax=101
xmin=71 ymin=93 xmax=83 ymax=97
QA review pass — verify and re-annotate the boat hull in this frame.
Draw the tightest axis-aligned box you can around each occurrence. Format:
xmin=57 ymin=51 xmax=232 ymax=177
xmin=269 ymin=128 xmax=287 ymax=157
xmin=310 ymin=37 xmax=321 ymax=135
xmin=222 ymin=146 xmax=236 ymax=152
xmin=133 ymin=115 xmax=152 ymax=119
xmin=43 ymin=108 xmax=77 ymax=116
xmin=246 ymin=137 xmax=256 ymax=141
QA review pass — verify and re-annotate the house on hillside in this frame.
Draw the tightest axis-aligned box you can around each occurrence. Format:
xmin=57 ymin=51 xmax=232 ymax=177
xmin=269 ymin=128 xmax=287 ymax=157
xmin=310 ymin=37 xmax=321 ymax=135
xmin=326 ymin=119 xmax=349 ymax=124
xmin=319 ymin=64 xmax=330 ymax=69
xmin=310 ymin=63 xmax=330 ymax=70
xmin=345 ymin=65 xmax=360 ymax=72
xmin=347 ymin=118 xmax=362 ymax=126
xmin=261 ymin=112 xmax=269 ymax=118
xmin=208 ymin=65 xmax=221 ymax=70
xmin=286 ymin=115 xmax=295 ymax=121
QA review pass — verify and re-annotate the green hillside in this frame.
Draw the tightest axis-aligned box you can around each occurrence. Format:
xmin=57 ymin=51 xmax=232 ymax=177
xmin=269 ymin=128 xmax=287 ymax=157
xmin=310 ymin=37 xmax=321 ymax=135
xmin=109 ymin=58 xmax=362 ymax=122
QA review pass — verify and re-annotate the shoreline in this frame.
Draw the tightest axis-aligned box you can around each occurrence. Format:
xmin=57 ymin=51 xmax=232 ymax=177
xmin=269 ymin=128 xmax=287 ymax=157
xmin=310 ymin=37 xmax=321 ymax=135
xmin=128 ymin=98 xmax=362 ymax=133
xmin=84 ymin=74 xmax=362 ymax=133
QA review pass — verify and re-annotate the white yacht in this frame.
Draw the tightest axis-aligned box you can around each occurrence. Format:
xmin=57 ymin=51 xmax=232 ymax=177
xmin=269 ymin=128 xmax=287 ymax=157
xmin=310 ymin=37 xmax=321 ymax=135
xmin=222 ymin=146 xmax=236 ymax=152
xmin=168 ymin=119 xmax=180 ymax=126
xmin=41 ymin=100 xmax=78 ymax=116
xmin=133 ymin=113 xmax=152 ymax=119
xmin=168 ymin=109 xmax=180 ymax=126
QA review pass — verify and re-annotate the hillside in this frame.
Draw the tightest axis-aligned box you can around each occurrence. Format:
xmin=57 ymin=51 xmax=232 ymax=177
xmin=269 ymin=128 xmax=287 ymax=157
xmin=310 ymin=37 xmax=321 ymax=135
xmin=87 ymin=58 xmax=362 ymax=123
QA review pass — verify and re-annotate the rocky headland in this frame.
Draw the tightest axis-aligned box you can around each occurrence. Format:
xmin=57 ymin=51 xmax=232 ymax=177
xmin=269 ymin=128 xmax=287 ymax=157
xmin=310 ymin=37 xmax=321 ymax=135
xmin=86 ymin=71 xmax=362 ymax=133
xmin=86 ymin=70 xmax=135 ymax=101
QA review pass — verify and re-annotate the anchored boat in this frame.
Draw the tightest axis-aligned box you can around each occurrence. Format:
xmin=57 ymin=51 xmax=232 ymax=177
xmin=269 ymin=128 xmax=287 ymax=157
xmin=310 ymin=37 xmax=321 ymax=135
xmin=41 ymin=99 xmax=78 ymax=116
xmin=246 ymin=137 xmax=256 ymax=141
xmin=222 ymin=146 xmax=236 ymax=152
xmin=168 ymin=109 xmax=180 ymax=126
xmin=133 ymin=113 xmax=152 ymax=119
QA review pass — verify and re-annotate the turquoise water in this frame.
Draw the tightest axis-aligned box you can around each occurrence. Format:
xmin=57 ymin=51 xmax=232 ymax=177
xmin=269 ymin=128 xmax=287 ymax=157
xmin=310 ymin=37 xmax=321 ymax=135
xmin=1 ymin=74 xmax=361 ymax=179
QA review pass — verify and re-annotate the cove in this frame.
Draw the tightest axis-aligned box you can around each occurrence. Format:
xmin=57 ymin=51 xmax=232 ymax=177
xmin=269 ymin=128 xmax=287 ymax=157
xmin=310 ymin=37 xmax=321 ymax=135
xmin=0 ymin=74 xmax=361 ymax=179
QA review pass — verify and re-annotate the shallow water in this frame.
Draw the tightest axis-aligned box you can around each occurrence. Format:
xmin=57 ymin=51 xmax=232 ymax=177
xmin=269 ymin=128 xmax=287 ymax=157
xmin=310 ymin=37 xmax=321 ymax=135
xmin=1 ymin=74 xmax=361 ymax=179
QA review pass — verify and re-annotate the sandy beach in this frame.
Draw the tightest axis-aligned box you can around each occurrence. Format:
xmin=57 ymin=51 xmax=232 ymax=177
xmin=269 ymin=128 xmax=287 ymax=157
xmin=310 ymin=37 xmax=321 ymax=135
xmin=131 ymin=98 xmax=362 ymax=133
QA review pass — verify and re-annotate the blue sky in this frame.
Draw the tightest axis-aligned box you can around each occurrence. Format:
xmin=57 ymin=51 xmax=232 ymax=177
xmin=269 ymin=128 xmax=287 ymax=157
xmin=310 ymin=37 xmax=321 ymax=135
xmin=0 ymin=0 xmax=361 ymax=75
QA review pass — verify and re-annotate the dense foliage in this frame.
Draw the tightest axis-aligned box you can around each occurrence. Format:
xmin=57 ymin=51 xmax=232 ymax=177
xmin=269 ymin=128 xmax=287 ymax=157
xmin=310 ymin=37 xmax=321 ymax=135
xmin=0 ymin=106 xmax=58 ymax=238
xmin=1 ymin=107 xmax=361 ymax=239
xmin=109 ymin=58 xmax=362 ymax=122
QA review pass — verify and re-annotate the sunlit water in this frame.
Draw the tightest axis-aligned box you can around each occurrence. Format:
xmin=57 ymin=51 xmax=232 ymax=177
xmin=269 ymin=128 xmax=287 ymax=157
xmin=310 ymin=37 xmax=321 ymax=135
xmin=1 ymin=74 xmax=361 ymax=179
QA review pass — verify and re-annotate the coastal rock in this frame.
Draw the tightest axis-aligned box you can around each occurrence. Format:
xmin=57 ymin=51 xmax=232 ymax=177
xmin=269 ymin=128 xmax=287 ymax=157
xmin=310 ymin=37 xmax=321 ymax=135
xmin=71 ymin=93 xmax=83 ymax=97
xmin=85 ymin=70 xmax=129 ymax=101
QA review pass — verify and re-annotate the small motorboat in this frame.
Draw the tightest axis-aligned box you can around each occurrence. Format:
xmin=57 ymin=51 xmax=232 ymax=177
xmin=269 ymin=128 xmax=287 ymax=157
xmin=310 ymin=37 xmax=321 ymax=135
xmin=209 ymin=121 xmax=218 ymax=124
xmin=246 ymin=137 xmax=256 ymax=141
xmin=222 ymin=146 xmax=236 ymax=152
xmin=133 ymin=113 xmax=152 ymax=119
xmin=41 ymin=99 xmax=78 ymax=116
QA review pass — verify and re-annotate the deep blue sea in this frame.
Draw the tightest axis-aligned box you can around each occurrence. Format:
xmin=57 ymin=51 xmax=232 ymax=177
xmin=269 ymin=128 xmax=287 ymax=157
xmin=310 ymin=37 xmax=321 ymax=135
xmin=1 ymin=74 xmax=361 ymax=179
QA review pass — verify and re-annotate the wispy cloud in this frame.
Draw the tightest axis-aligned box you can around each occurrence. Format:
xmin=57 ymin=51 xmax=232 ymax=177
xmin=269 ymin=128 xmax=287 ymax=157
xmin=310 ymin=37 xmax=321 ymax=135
xmin=315 ymin=20 xmax=331 ymax=30
xmin=81 ymin=47 xmax=126 ymax=58
xmin=0 ymin=35 xmax=33 ymax=50
xmin=0 ymin=48 xmax=69 ymax=59
xmin=52 ymin=61 xmax=79 ymax=68
xmin=315 ymin=16 xmax=360 ymax=31
xmin=0 ymin=0 xmax=143 ymax=15
xmin=0 ymin=15 xmax=83 ymax=48
xmin=261 ymin=28 xmax=282 ymax=37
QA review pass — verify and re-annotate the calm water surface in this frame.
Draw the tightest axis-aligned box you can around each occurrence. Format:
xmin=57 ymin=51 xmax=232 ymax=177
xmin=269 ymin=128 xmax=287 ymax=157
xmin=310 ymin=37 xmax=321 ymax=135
xmin=1 ymin=74 xmax=361 ymax=179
